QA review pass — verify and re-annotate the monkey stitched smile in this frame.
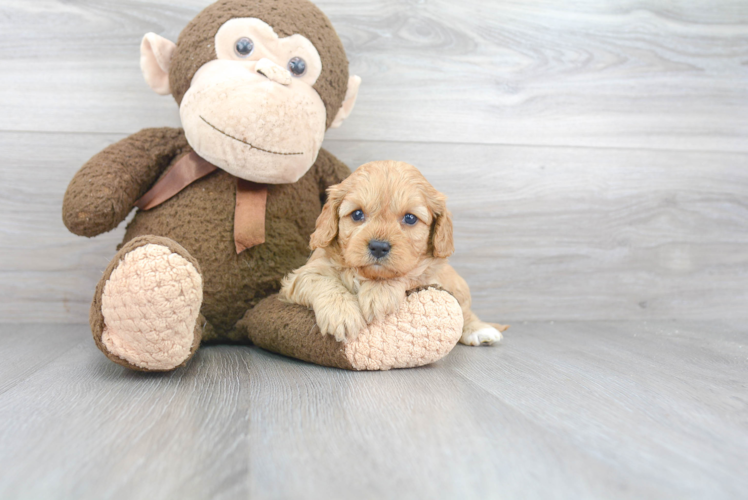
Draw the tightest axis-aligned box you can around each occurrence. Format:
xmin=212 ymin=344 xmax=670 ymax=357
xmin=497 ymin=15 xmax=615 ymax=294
xmin=200 ymin=116 xmax=304 ymax=156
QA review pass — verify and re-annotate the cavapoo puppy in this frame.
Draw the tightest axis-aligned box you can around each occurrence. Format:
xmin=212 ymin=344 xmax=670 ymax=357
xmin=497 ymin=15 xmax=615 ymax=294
xmin=280 ymin=160 xmax=507 ymax=346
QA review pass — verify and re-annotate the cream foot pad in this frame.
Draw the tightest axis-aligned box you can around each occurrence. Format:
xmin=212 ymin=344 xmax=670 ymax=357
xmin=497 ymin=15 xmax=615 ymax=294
xmin=100 ymin=243 xmax=203 ymax=371
xmin=344 ymin=288 xmax=464 ymax=370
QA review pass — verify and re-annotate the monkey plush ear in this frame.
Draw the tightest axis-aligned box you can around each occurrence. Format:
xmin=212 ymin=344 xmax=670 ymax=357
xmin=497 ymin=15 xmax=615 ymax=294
xmin=330 ymin=76 xmax=362 ymax=129
xmin=140 ymin=33 xmax=177 ymax=96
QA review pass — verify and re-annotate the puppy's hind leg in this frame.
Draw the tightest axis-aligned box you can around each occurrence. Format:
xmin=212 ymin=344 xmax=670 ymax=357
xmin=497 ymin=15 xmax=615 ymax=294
xmin=460 ymin=309 xmax=507 ymax=346
xmin=433 ymin=263 xmax=508 ymax=346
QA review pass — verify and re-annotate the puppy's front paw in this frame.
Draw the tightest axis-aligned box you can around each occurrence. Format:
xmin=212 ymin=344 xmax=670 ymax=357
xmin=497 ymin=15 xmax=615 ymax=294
xmin=358 ymin=286 xmax=404 ymax=323
xmin=460 ymin=326 xmax=503 ymax=346
xmin=314 ymin=296 xmax=367 ymax=342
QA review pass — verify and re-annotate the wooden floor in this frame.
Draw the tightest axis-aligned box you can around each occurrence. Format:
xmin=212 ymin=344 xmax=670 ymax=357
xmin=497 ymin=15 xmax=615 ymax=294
xmin=0 ymin=322 xmax=745 ymax=499
xmin=1 ymin=1 xmax=747 ymax=498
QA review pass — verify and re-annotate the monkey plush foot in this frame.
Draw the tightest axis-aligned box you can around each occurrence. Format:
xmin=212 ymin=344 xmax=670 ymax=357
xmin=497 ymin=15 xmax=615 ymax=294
xmin=237 ymin=286 xmax=463 ymax=371
xmin=90 ymin=236 xmax=204 ymax=371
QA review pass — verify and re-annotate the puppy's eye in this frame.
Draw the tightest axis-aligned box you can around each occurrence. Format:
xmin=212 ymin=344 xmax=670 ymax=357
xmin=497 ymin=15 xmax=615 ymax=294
xmin=403 ymin=213 xmax=418 ymax=225
xmin=351 ymin=210 xmax=365 ymax=222
xmin=235 ymin=37 xmax=254 ymax=57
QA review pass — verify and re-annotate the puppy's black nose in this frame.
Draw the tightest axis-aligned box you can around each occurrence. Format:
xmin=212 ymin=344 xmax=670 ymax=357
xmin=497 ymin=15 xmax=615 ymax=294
xmin=368 ymin=240 xmax=391 ymax=259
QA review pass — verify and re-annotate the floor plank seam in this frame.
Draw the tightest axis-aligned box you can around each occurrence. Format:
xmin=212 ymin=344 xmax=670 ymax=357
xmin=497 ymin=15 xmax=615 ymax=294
xmin=0 ymin=338 xmax=88 ymax=397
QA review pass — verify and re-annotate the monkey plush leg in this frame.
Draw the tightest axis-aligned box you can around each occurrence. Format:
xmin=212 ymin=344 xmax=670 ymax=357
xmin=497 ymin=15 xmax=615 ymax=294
xmin=236 ymin=286 xmax=463 ymax=371
xmin=90 ymin=235 xmax=204 ymax=372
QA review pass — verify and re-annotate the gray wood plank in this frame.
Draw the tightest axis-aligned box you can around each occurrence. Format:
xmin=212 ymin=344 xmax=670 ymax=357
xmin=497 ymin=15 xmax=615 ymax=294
xmin=0 ymin=324 xmax=251 ymax=500
xmin=0 ymin=321 xmax=745 ymax=499
xmin=0 ymin=132 xmax=130 ymax=323
xmin=0 ymin=324 xmax=84 ymax=394
xmin=446 ymin=320 xmax=748 ymax=499
xmin=0 ymin=0 xmax=746 ymax=151
xmin=1 ymin=1 xmax=746 ymax=498
xmin=246 ymin=320 xmax=748 ymax=500
xmin=2 ymin=131 xmax=746 ymax=323
xmin=329 ymin=140 xmax=748 ymax=323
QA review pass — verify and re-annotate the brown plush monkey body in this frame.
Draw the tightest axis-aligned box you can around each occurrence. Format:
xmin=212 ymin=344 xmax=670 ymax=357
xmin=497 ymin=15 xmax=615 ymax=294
xmin=63 ymin=0 xmax=466 ymax=372
xmin=125 ymin=149 xmax=347 ymax=339
xmin=64 ymin=0 xmax=361 ymax=371
xmin=67 ymin=125 xmax=350 ymax=370
xmin=115 ymin=130 xmax=348 ymax=337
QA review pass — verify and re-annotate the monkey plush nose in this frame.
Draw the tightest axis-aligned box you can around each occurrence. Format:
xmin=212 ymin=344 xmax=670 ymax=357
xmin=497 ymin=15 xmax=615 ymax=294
xmin=255 ymin=58 xmax=291 ymax=86
xmin=368 ymin=240 xmax=391 ymax=259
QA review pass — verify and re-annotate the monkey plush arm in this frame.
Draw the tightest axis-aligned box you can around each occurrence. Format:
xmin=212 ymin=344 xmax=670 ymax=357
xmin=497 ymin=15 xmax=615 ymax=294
xmin=63 ymin=127 xmax=189 ymax=237
xmin=313 ymin=148 xmax=352 ymax=202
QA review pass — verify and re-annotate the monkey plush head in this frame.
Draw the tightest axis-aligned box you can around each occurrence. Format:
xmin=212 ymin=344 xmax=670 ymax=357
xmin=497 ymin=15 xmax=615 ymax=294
xmin=140 ymin=0 xmax=360 ymax=184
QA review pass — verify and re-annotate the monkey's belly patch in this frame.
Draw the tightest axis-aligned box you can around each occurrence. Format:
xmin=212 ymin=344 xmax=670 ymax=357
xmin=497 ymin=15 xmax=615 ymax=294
xmin=100 ymin=244 xmax=203 ymax=370
xmin=344 ymin=287 xmax=463 ymax=371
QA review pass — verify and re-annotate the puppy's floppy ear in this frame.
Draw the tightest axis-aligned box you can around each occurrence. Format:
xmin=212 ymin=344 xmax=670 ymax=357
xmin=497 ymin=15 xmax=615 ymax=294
xmin=310 ymin=183 xmax=346 ymax=250
xmin=429 ymin=190 xmax=455 ymax=258
xmin=432 ymin=208 xmax=455 ymax=258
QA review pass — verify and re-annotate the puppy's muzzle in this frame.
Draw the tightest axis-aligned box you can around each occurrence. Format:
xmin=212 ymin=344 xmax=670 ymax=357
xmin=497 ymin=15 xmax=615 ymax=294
xmin=368 ymin=240 xmax=391 ymax=260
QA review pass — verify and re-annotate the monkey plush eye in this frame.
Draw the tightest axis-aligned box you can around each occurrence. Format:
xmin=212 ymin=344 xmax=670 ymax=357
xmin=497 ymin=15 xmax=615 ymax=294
xmin=234 ymin=37 xmax=254 ymax=57
xmin=351 ymin=210 xmax=365 ymax=222
xmin=403 ymin=214 xmax=418 ymax=226
xmin=288 ymin=57 xmax=307 ymax=76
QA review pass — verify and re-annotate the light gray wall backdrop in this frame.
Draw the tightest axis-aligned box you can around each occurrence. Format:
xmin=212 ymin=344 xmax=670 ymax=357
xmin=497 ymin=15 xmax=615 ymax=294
xmin=1 ymin=0 xmax=747 ymax=324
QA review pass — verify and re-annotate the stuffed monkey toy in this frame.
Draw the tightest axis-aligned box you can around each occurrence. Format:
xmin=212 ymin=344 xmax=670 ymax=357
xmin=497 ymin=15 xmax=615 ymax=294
xmin=63 ymin=0 xmax=463 ymax=372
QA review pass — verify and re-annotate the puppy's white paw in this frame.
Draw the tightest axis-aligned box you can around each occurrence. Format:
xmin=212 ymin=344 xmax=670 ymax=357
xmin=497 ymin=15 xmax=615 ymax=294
xmin=460 ymin=327 xmax=503 ymax=346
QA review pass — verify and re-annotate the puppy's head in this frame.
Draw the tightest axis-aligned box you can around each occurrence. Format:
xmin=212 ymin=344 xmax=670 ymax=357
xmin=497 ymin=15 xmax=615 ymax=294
xmin=310 ymin=160 xmax=454 ymax=280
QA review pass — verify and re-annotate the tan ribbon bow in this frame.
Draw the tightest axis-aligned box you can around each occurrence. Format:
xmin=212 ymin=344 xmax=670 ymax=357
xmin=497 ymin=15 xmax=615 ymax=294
xmin=134 ymin=151 xmax=268 ymax=254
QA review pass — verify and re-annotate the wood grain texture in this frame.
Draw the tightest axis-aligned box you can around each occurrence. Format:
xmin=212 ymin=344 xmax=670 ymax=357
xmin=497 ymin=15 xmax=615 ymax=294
xmin=2 ymin=131 xmax=747 ymax=323
xmin=0 ymin=0 xmax=746 ymax=321
xmin=2 ymin=2 xmax=747 ymax=499
xmin=0 ymin=325 xmax=251 ymax=500
xmin=0 ymin=0 xmax=746 ymax=150
xmin=0 ymin=324 xmax=83 ymax=394
xmin=0 ymin=322 xmax=745 ymax=499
